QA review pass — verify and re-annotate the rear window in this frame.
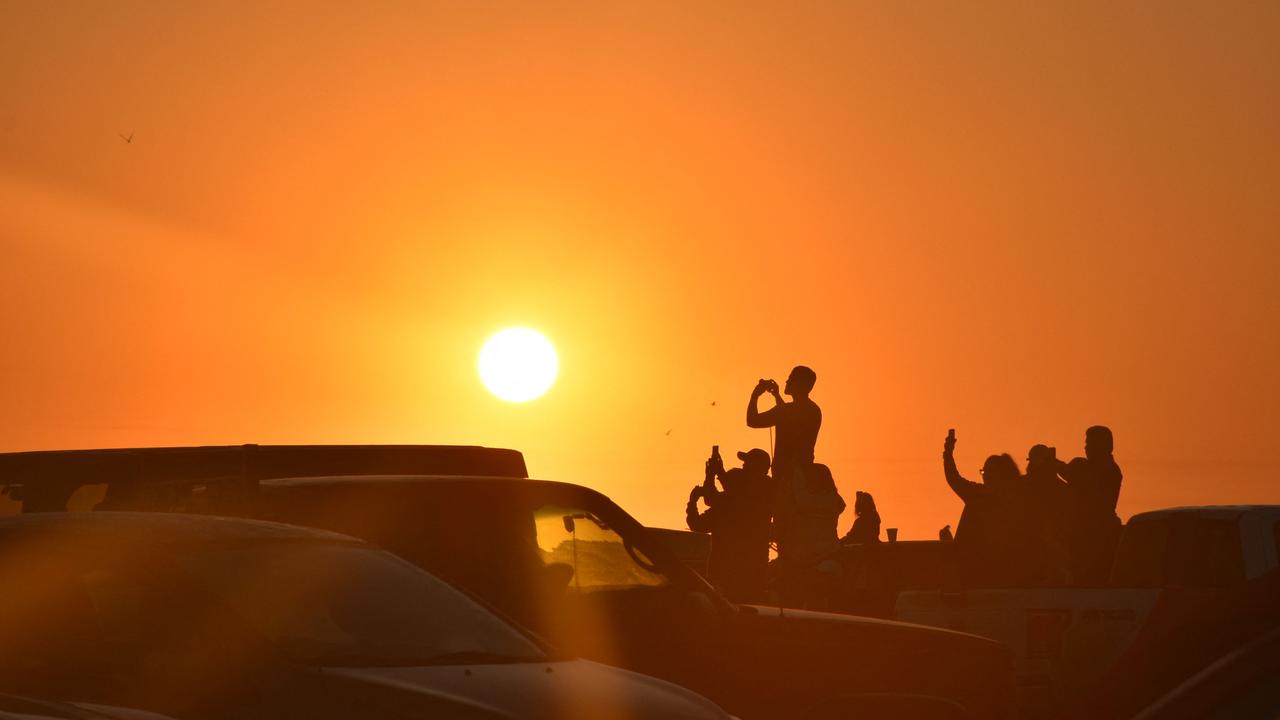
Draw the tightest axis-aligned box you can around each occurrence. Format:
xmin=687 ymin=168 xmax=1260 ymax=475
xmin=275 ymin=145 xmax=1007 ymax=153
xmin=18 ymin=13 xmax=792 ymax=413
xmin=1165 ymin=517 xmax=1244 ymax=587
xmin=1112 ymin=515 xmax=1244 ymax=587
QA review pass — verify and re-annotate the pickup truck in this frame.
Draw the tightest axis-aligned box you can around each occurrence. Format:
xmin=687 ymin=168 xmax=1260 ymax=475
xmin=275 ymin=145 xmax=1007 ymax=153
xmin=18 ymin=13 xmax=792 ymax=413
xmin=891 ymin=506 xmax=1280 ymax=718
xmin=0 ymin=445 xmax=1015 ymax=720
xmin=650 ymin=502 xmax=1280 ymax=712
xmin=653 ymin=505 xmax=1280 ymax=718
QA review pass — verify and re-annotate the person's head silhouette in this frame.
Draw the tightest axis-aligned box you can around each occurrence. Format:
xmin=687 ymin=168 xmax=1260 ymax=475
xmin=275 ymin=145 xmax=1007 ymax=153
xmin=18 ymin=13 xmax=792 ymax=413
xmin=981 ymin=454 xmax=1021 ymax=490
xmin=784 ymin=366 xmax=817 ymax=398
xmin=854 ymin=491 xmax=877 ymax=517
xmin=1085 ymin=426 xmax=1114 ymax=460
xmin=719 ymin=467 xmax=745 ymax=492
xmin=737 ymin=448 xmax=771 ymax=475
xmin=1026 ymin=444 xmax=1057 ymax=478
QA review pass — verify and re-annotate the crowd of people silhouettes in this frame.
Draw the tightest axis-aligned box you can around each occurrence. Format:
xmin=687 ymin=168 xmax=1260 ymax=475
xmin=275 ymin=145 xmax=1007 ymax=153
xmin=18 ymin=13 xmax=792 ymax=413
xmin=943 ymin=426 xmax=1124 ymax=586
xmin=685 ymin=363 xmax=1126 ymax=605
xmin=686 ymin=366 xmax=856 ymax=606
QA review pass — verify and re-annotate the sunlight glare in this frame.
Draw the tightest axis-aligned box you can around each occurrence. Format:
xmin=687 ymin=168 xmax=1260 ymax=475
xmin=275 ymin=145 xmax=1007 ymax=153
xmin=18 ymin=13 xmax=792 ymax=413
xmin=478 ymin=328 xmax=558 ymax=402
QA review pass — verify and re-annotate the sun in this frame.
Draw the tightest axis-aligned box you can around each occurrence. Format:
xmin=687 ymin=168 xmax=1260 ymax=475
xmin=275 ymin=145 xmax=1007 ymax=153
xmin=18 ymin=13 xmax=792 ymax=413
xmin=478 ymin=328 xmax=559 ymax=402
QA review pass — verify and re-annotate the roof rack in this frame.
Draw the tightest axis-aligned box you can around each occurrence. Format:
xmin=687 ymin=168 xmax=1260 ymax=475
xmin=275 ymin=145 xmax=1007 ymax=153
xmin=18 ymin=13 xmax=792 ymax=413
xmin=0 ymin=444 xmax=527 ymax=513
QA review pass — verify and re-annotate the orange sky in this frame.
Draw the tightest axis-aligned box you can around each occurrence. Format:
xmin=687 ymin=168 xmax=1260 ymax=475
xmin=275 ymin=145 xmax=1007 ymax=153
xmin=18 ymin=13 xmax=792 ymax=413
xmin=2 ymin=2 xmax=1278 ymax=537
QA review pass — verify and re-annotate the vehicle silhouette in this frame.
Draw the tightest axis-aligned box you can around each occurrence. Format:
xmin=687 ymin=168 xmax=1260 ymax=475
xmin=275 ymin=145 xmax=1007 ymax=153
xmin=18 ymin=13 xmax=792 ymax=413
xmin=0 ymin=446 xmax=1012 ymax=720
xmin=0 ymin=511 xmax=731 ymax=720
xmin=211 ymin=476 xmax=1010 ymax=719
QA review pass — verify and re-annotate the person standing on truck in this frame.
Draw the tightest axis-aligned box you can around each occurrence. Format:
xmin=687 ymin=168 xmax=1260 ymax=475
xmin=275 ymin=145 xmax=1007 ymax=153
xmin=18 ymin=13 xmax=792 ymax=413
xmin=686 ymin=447 xmax=774 ymax=602
xmin=747 ymin=366 xmax=822 ymax=579
xmin=942 ymin=430 xmax=1028 ymax=586
xmin=1024 ymin=444 xmax=1071 ymax=584
xmin=746 ymin=366 xmax=821 ymax=474
xmin=1058 ymin=425 xmax=1124 ymax=585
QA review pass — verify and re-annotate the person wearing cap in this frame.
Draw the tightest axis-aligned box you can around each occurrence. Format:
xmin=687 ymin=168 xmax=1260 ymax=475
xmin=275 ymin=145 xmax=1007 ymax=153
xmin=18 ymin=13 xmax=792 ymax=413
xmin=686 ymin=447 xmax=774 ymax=602
xmin=1024 ymin=444 xmax=1071 ymax=584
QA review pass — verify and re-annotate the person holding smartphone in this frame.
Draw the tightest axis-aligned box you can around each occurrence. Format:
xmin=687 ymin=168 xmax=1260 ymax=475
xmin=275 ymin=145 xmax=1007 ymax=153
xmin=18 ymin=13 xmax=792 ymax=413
xmin=686 ymin=447 xmax=773 ymax=603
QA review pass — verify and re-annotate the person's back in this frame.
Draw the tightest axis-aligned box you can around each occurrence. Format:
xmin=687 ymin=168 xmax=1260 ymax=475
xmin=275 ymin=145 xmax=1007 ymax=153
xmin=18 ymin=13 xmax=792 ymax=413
xmin=779 ymin=463 xmax=845 ymax=567
xmin=1022 ymin=445 xmax=1071 ymax=584
xmin=710 ymin=471 xmax=771 ymax=594
xmin=942 ymin=431 xmax=1025 ymax=586
xmin=686 ymin=449 xmax=774 ymax=602
xmin=842 ymin=491 xmax=881 ymax=544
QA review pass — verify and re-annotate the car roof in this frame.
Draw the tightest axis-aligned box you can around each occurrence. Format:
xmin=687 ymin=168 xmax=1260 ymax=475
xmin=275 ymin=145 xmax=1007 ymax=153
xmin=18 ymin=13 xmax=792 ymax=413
xmin=258 ymin=474 xmax=596 ymax=496
xmin=1129 ymin=505 xmax=1280 ymax=522
xmin=262 ymin=473 xmax=549 ymax=485
xmin=0 ymin=511 xmax=361 ymax=545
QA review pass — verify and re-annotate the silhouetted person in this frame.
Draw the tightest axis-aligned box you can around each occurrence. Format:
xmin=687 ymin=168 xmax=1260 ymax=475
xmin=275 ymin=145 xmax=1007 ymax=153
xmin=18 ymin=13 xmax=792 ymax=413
xmin=842 ymin=491 xmax=881 ymax=544
xmin=746 ymin=366 xmax=821 ymax=474
xmin=686 ymin=447 xmax=773 ymax=602
xmin=1058 ymin=425 xmax=1124 ymax=584
xmin=942 ymin=430 xmax=1027 ymax=586
xmin=1023 ymin=444 xmax=1071 ymax=584
xmin=748 ymin=364 xmax=823 ymax=592
xmin=774 ymin=462 xmax=845 ymax=607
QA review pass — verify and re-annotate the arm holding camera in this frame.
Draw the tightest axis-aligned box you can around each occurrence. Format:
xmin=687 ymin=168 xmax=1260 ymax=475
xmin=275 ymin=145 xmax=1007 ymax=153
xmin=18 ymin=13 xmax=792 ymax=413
xmin=746 ymin=378 xmax=782 ymax=428
xmin=686 ymin=485 xmax=714 ymax=533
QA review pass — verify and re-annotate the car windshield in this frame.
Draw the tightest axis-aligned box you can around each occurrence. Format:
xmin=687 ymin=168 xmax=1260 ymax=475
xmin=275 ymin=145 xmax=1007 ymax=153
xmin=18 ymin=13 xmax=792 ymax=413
xmin=176 ymin=540 xmax=547 ymax=666
xmin=532 ymin=505 xmax=669 ymax=592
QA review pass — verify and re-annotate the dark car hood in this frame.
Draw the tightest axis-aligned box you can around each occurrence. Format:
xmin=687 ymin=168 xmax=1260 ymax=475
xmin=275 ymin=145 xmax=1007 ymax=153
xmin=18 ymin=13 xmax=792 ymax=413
xmin=739 ymin=603 xmax=1007 ymax=649
xmin=726 ymin=605 xmax=1012 ymax=718
xmin=319 ymin=659 xmax=729 ymax=720
xmin=0 ymin=696 xmax=175 ymax=720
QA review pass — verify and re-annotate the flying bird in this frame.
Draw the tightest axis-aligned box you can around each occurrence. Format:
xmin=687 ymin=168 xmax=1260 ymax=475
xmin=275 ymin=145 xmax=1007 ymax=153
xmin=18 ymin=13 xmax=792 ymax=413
xmin=665 ymin=429 xmax=672 ymax=436
xmin=710 ymin=401 xmax=717 ymax=406
xmin=119 ymin=131 xmax=134 ymax=144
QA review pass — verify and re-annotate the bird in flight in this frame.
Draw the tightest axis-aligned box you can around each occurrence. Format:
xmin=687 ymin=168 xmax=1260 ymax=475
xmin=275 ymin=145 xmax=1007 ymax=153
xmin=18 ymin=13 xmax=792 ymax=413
xmin=710 ymin=401 xmax=717 ymax=406
xmin=664 ymin=429 xmax=672 ymax=436
xmin=119 ymin=131 xmax=134 ymax=144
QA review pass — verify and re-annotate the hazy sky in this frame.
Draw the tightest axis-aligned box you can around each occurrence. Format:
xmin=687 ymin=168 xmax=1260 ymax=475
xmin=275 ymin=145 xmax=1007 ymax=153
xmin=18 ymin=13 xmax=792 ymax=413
xmin=2 ymin=2 xmax=1277 ymax=535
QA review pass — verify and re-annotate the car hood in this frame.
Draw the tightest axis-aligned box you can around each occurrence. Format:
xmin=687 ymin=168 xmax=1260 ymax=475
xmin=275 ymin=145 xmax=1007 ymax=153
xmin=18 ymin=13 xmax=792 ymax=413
xmin=739 ymin=603 xmax=1006 ymax=648
xmin=319 ymin=659 xmax=730 ymax=720
xmin=726 ymin=604 xmax=1012 ymax=718
xmin=0 ymin=697 xmax=175 ymax=720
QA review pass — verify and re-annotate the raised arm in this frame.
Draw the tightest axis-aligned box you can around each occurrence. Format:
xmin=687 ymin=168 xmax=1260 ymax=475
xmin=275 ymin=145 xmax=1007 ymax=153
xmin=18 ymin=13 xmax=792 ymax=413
xmin=746 ymin=380 xmax=783 ymax=428
xmin=686 ymin=487 xmax=714 ymax=533
xmin=943 ymin=431 xmax=982 ymax=502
